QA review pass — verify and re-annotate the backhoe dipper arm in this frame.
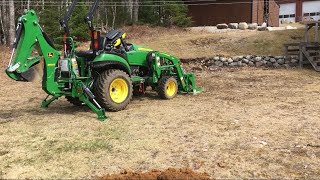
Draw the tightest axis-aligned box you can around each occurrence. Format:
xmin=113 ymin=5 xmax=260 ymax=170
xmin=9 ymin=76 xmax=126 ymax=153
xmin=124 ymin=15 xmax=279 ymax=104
xmin=84 ymin=0 xmax=99 ymax=31
xmin=5 ymin=10 xmax=61 ymax=95
xmin=60 ymin=0 xmax=78 ymax=56
xmin=84 ymin=0 xmax=99 ymax=54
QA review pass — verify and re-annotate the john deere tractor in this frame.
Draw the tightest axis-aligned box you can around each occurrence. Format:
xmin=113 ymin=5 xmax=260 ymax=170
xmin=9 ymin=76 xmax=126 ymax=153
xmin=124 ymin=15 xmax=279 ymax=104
xmin=5 ymin=0 xmax=202 ymax=120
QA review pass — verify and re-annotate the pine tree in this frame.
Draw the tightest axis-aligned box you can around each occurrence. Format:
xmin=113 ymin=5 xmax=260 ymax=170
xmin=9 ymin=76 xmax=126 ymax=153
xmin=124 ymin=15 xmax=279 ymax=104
xmin=139 ymin=0 xmax=192 ymax=27
xmin=69 ymin=1 xmax=89 ymax=41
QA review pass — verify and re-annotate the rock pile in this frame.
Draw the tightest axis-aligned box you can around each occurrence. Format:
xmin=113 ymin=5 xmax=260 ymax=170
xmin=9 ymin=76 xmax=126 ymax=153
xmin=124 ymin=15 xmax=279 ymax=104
xmin=214 ymin=22 xmax=274 ymax=31
xmin=182 ymin=55 xmax=300 ymax=71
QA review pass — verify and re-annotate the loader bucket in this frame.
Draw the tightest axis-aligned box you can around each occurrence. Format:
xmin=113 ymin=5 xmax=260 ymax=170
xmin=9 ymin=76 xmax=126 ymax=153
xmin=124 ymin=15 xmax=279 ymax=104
xmin=183 ymin=73 xmax=203 ymax=94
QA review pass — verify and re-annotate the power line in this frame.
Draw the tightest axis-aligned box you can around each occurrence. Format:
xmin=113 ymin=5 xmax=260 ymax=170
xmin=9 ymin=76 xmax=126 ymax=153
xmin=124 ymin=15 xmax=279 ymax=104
xmin=0 ymin=0 xmax=295 ymax=6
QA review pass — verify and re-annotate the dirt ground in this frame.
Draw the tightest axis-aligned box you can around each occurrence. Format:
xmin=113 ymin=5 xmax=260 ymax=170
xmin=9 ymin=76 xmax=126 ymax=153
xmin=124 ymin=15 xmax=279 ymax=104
xmin=1 ymin=25 xmax=320 ymax=179
xmin=1 ymin=65 xmax=320 ymax=179
xmin=99 ymin=168 xmax=210 ymax=180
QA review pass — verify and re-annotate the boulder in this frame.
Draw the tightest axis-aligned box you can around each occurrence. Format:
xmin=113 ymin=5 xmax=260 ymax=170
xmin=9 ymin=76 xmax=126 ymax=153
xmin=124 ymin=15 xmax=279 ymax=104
xmin=264 ymin=57 xmax=271 ymax=61
xmin=275 ymin=56 xmax=284 ymax=59
xmin=245 ymin=55 xmax=252 ymax=59
xmin=270 ymin=58 xmax=276 ymax=63
xmin=277 ymin=59 xmax=285 ymax=65
xmin=256 ymin=61 xmax=264 ymax=67
xmin=213 ymin=56 xmax=220 ymax=61
xmin=228 ymin=23 xmax=239 ymax=29
xmin=258 ymin=26 xmax=268 ymax=31
xmin=239 ymin=22 xmax=248 ymax=30
xmin=248 ymin=23 xmax=258 ymax=30
xmin=233 ymin=57 xmax=240 ymax=62
xmin=273 ymin=62 xmax=280 ymax=68
xmin=261 ymin=22 xmax=267 ymax=27
xmin=255 ymin=56 xmax=262 ymax=62
xmin=248 ymin=61 xmax=255 ymax=66
xmin=242 ymin=59 xmax=249 ymax=64
xmin=220 ymin=57 xmax=227 ymax=62
xmin=217 ymin=23 xmax=228 ymax=29
xmin=227 ymin=58 xmax=233 ymax=63
xmin=217 ymin=62 xmax=224 ymax=67
xmin=230 ymin=62 xmax=237 ymax=67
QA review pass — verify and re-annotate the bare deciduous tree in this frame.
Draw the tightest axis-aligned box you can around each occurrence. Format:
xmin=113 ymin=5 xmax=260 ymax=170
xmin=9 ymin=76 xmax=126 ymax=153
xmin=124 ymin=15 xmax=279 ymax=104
xmin=133 ymin=0 xmax=139 ymax=23
xmin=9 ymin=0 xmax=15 ymax=45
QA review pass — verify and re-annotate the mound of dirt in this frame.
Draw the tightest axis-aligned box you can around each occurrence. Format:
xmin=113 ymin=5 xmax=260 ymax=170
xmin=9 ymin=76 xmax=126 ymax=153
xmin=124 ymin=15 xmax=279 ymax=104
xmin=99 ymin=168 xmax=211 ymax=180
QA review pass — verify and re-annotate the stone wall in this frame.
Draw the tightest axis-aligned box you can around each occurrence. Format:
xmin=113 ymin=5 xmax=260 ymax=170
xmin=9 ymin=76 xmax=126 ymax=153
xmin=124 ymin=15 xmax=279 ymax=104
xmin=182 ymin=55 xmax=300 ymax=71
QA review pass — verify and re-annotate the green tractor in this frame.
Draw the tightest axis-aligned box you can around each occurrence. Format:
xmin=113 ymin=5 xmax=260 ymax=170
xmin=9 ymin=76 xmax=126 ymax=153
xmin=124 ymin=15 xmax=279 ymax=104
xmin=5 ymin=0 xmax=202 ymax=121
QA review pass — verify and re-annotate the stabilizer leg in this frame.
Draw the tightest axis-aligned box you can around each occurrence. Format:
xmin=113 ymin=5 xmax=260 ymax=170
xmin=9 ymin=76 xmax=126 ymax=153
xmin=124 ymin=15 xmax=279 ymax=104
xmin=41 ymin=95 xmax=58 ymax=108
xmin=79 ymin=95 xmax=108 ymax=121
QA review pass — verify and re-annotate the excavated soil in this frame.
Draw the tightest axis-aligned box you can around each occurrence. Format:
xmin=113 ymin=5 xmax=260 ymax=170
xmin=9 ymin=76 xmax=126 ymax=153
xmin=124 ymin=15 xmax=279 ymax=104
xmin=99 ymin=168 xmax=210 ymax=180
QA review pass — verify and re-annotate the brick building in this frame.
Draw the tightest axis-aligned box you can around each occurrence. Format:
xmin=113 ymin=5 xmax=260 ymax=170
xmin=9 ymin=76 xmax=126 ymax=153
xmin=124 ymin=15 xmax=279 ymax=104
xmin=184 ymin=0 xmax=280 ymax=27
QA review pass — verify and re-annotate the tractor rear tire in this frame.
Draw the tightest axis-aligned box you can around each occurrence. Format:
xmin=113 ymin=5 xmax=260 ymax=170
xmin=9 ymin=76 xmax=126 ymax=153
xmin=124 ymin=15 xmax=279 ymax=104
xmin=158 ymin=76 xmax=178 ymax=99
xmin=94 ymin=69 xmax=133 ymax=111
xmin=66 ymin=96 xmax=83 ymax=106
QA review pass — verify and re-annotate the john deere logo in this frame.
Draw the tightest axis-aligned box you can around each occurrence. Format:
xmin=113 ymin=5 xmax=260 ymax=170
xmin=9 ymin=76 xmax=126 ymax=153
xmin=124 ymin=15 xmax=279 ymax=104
xmin=48 ymin=52 xmax=54 ymax=58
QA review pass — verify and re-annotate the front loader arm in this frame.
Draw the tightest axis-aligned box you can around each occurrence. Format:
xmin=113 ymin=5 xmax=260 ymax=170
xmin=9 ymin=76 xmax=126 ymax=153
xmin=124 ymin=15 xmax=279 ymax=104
xmin=151 ymin=52 xmax=202 ymax=94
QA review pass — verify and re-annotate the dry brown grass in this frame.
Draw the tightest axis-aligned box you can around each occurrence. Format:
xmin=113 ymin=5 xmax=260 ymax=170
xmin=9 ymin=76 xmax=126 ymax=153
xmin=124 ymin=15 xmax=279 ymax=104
xmin=1 ymin=67 xmax=320 ymax=179
xmin=122 ymin=25 xmax=305 ymax=59
xmin=77 ymin=25 xmax=306 ymax=59
xmin=1 ymin=26 xmax=320 ymax=179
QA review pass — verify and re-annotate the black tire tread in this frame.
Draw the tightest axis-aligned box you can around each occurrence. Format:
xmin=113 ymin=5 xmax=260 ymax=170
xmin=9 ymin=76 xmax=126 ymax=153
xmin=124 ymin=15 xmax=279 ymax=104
xmin=65 ymin=96 xmax=83 ymax=106
xmin=158 ymin=76 xmax=178 ymax=99
xmin=93 ymin=69 xmax=133 ymax=111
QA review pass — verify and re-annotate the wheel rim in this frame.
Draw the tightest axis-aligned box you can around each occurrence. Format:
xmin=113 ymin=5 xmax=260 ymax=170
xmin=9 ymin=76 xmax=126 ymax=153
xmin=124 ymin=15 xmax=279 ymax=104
xmin=109 ymin=78 xmax=129 ymax=103
xmin=166 ymin=80 xmax=176 ymax=97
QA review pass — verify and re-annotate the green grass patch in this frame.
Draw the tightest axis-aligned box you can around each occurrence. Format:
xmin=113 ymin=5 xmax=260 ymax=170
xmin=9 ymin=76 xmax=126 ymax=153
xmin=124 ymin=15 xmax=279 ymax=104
xmin=59 ymin=139 xmax=113 ymax=152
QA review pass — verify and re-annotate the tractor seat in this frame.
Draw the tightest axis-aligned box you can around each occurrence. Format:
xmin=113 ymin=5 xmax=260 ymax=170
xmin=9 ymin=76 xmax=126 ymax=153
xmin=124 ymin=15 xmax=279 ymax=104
xmin=103 ymin=30 xmax=125 ymax=48
xmin=76 ymin=50 xmax=95 ymax=59
xmin=106 ymin=29 xmax=123 ymax=41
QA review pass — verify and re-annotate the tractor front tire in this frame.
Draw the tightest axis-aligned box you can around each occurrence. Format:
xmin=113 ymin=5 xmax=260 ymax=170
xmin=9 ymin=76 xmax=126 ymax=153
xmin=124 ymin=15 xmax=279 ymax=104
xmin=94 ymin=69 xmax=133 ymax=111
xmin=66 ymin=96 xmax=83 ymax=106
xmin=158 ymin=76 xmax=178 ymax=99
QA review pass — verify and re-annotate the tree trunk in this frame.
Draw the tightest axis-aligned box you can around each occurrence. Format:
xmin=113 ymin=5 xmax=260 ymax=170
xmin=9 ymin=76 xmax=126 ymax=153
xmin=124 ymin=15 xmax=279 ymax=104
xmin=112 ymin=4 xmax=117 ymax=29
xmin=9 ymin=0 xmax=15 ymax=46
xmin=127 ymin=0 xmax=133 ymax=22
xmin=2 ymin=0 xmax=8 ymax=44
xmin=103 ymin=7 xmax=108 ymax=33
xmin=132 ymin=0 xmax=139 ymax=23
xmin=0 ymin=5 xmax=5 ymax=44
